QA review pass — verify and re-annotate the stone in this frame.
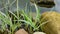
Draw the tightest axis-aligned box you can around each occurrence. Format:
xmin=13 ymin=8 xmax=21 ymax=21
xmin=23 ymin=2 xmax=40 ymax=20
xmin=33 ymin=32 xmax=46 ymax=34
xmin=15 ymin=29 xmax=28 ymax=34
xmin=30 ymin=0 xmax=55 ymax=8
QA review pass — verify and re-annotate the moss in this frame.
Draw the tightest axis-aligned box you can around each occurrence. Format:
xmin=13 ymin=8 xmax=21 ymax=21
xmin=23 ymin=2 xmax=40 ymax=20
xmin=41 ymin=11 xmax=60 ymax=34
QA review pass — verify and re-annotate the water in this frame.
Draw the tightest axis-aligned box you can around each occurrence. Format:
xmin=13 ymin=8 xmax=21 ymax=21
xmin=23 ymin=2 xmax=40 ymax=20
xmin=0 ymin=0 xmax=60 ymax=13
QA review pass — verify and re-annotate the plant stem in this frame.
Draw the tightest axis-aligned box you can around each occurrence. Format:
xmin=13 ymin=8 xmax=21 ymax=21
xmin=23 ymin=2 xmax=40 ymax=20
xmin=16 ymin=0 xmax=20 ymax=24
xmin=16 ymin=0 xmax=19 ymax=18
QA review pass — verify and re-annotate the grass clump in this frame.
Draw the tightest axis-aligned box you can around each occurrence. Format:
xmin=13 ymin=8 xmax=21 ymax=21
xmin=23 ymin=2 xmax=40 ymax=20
xmin=0 ymin=5 xmax=41 ymax=34
xmin=0 ymin=0 xmax=47 ymax=34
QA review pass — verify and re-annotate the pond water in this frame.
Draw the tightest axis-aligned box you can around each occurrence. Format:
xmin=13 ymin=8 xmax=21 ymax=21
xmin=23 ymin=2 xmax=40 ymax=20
xmin=0 ymin=0 xmax=60 ymax=13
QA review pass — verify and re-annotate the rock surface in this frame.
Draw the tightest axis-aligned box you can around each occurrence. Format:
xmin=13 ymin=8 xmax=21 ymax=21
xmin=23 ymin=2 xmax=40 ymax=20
xmin=30 ymin=0 xmax=55 ymax=8
xmin=15 ymin=29 xmax=28 ymax=34
xmin=41 ymin=11 xmax=60 ymax=34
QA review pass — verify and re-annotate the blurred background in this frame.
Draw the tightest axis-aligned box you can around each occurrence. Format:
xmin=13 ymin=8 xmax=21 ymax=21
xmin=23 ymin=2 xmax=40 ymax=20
xmin=0 ymin=0 xmax=60 ymax=13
